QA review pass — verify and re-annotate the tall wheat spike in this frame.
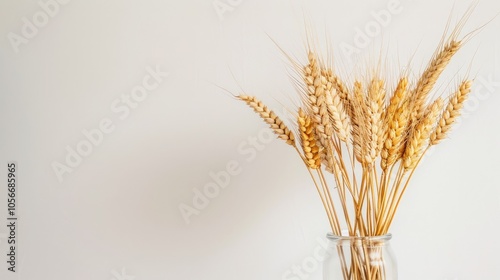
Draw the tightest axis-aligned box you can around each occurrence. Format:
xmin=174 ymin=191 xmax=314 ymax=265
xmin=403 ymin=98 xmax=444 ymax=170
xmin=325 ymin=82 xmax=351 ymax=142
xmin=351 ymin=81 xmax=368 ymax=164
xmin=237 ymin=95 xmax=295 ymax=146
xmin=298 ymin=108 xmax=321 ymax=169
xmin=366 ymin=79 xmax=385 ymax=164
xmin=430 ymin=80 xmax=473 ymax=145
xmin=412 ymin=40 xmax=462 ymax=119
xmin=381 ymin=101 xmax=411 ymax=170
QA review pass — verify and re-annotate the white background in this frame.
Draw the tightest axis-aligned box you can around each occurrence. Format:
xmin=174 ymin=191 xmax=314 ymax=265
xmin=0 ymin=0 xmax=499 ymax=279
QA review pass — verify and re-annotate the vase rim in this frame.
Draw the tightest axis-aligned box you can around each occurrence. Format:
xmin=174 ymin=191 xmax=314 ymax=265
xmin=326 ymin=233 xmax=392 ymax=241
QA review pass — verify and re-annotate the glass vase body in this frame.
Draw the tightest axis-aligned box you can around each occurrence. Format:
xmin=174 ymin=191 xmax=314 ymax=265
xmin=323 ymin=233 xmax=397 ymax=280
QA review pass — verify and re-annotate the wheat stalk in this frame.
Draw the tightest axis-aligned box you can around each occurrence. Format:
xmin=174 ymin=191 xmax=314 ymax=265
xmin=326 ymin=69 xmax=353 ymax=117
xmin=237 ymin=95 xmax=295 ymax=146
xmin=430 ymin=80 xmax=473 ymax=145
xmin=412 ymin=40 xmax=462 ymax=119
xmin=298 ymin=108 xmax=321 ymax=169
xmin=381 ymin=101 xmax=410 ymax=170
xmin=325 ymin=83 xmax=351 ymax=142
xmin=351 ymin=81 xmax=369 ymax=164
xmin=384 ymin=77 xmax=408 ymax=123
xmin=403 ymin=98 xmax=444 ymax=170
xmin=366 ymin=79 xmax=385 ymax=164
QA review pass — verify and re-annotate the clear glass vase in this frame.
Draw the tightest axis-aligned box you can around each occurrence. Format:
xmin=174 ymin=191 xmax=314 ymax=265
xmin=323 ymin=233 xmax=397 ymax=280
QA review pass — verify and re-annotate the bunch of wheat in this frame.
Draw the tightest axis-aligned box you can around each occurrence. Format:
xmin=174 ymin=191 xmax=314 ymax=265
xmin=234 ymin=12 xmax=479 ymax=280
xmin=238 ymin=36 xmax=473 ymax=237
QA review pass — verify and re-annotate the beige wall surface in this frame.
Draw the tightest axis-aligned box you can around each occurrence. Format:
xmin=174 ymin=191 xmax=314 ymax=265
xmin=0 ymin=0 xmax=499 ymax=279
